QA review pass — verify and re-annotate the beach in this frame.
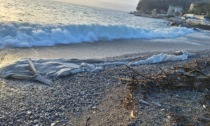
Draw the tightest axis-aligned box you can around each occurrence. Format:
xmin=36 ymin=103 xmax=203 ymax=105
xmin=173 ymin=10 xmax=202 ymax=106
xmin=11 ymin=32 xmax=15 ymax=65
xmin=1 ymin=0 xmax=210 ymax=125
xmin=1 ymin=38 xmax=210 ymax=125
xmin=0 ymin=22 xmax=210 ymax=126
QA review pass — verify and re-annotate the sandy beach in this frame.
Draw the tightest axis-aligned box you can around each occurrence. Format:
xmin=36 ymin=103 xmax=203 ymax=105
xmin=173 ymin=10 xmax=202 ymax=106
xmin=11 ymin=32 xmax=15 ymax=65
xmin=0 ymin=35 xmax=210 ymax=125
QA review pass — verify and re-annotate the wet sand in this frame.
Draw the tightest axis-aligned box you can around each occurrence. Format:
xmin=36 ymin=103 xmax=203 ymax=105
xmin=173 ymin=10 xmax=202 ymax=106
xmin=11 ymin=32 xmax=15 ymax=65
xmin=0 ymin=31 xmax=210 ymax=67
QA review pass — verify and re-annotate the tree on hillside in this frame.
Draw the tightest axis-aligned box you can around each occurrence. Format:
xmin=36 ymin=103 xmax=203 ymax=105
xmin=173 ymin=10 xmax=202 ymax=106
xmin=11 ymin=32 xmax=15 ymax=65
xmin=191 ymin=3 xmax=210 ymax=15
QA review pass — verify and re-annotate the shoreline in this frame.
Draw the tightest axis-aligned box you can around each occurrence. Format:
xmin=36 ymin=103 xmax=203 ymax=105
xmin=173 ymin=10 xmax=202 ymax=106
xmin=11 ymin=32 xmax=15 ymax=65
xmin=1 ymin=31 xmax=210 ymax=67
xmin=131 ymin=12 xmax=210 ymax=30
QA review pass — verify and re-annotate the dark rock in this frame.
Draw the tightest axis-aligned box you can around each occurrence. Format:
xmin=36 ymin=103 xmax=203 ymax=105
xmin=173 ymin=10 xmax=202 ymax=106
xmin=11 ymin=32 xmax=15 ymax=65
xmin=128 ymin=122 xmax=136 ymax=126
xmin=180 ymin=23 xmax=190 ymax=28
xmin=167 ymin=22 xmax=178 ymax=26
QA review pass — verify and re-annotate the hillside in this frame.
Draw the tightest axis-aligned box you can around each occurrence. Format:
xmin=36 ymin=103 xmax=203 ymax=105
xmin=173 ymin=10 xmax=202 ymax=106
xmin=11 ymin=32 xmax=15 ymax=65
xmin=136 ymin=0 xmax=210 ymax=13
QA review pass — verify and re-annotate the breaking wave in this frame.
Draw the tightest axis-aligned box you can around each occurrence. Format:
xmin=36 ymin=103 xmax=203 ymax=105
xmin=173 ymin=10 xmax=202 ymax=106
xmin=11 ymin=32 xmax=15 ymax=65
xmin=0 ymin=22 xmax=195 ymax=48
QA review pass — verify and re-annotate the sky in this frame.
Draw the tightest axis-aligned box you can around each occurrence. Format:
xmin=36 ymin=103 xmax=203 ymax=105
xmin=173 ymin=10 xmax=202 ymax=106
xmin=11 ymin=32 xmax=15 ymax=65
xmin=55 ymin=0 xmax=139 ymax=11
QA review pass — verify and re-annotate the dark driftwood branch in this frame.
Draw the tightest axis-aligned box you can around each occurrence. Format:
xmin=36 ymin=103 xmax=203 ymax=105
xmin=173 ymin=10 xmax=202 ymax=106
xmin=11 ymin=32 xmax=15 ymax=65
xmin=159 ymin=67 xmax=171 ymax=85
xmin=126 ymin=65 xmax=152 ymax=80
xmin=116 ymin=77 xmax=145 ymax=83
xmin=159 ymin=67 xmax=168 ymax=77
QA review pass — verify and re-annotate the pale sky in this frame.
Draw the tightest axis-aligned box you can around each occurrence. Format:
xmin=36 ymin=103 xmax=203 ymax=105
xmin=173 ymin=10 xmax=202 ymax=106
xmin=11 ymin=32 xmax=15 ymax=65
xmin=55 ymin=0 xmax=139 ymax=11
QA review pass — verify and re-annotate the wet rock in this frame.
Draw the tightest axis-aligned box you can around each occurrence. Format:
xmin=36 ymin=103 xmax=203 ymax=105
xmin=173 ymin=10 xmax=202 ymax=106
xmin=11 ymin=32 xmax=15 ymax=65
xmin=167 ymin=22 xmax=179 ymax=26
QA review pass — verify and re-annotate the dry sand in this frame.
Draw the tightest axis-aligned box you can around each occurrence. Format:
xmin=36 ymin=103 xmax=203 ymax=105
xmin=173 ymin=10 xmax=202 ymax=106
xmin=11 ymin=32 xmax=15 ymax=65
xmin=0 ymin=36 xmax=210 ymax=125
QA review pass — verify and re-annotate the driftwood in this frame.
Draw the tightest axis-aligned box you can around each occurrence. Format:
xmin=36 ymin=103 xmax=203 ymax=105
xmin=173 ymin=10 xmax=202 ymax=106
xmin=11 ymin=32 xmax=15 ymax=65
xmin=126 ymin=65 xmax=152 ymax=80
xmin=1 ymin=59 xmax=52 ymax=85
xmin=124 ymin=58 xmax=210 ymax=90
xmin=120 ymin=58 xmax=210 ymax=121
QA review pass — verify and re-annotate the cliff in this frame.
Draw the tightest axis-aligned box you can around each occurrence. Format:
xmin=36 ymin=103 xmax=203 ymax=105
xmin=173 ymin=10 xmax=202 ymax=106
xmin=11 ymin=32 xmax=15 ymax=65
xmin=136 ymin=0 xmax=210 ymax=13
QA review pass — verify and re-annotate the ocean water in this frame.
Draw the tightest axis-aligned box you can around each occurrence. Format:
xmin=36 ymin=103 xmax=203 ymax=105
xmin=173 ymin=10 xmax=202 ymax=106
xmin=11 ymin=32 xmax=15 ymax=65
xmin=0 ymin=0 xmax=196 ymax=48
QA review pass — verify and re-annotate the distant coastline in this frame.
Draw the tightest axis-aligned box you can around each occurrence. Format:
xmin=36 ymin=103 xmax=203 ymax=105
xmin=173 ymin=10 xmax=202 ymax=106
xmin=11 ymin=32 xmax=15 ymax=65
xmin=133 ymin=0 xmax=210 ymax=30
xmin=129 ymin=11 xmax=210 ymax=30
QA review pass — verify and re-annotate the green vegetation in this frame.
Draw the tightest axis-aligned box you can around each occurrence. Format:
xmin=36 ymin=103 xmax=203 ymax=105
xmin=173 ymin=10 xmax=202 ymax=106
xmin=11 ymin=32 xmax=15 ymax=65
xmin=206 ymin=11 xmax=210 ymax=17
xmin=191 ymin=3 xmax=210 ymax=16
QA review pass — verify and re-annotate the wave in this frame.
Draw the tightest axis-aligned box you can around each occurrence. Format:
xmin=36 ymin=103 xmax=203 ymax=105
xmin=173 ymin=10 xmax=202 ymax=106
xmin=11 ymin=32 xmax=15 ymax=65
xmin=0 ymin=22 xmax=195 ymax=48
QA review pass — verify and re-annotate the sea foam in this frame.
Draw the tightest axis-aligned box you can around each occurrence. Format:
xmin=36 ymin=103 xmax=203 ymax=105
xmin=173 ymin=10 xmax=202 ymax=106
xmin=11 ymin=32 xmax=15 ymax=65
xmin=0 ymin=22 xmax=195 ymax=48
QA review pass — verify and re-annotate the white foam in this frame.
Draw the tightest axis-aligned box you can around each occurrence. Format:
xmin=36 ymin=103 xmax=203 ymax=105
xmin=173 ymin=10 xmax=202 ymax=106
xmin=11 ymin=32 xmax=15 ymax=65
xmin=129 ymin=51 xmax=190 ymax=66
xmin=0 ymin=22 xmax=195 ymax=48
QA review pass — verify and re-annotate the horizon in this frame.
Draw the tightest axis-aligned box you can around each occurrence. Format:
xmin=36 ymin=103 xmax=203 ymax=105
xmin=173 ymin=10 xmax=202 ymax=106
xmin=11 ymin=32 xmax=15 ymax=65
xmin=54 ymin=0 xmax=139 ymax=12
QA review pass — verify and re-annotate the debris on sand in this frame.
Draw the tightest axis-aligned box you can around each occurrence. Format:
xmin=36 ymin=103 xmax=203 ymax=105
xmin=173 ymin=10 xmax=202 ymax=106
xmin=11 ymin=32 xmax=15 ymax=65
xmin=119 ymin=58 xmax=210 ymax=125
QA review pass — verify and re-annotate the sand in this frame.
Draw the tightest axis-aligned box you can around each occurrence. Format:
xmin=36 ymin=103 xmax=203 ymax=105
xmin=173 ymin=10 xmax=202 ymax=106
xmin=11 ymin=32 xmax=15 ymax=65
xmin=0 ymin=35 xmax=210 ymax=125
xmin=0 ymin=31 xmax=210 ymax=67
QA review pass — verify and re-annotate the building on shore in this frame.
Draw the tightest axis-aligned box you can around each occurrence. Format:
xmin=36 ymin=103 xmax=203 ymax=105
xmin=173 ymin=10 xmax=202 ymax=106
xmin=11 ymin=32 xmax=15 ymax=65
xmin=167 ymin=5 xmax=183 ymax=17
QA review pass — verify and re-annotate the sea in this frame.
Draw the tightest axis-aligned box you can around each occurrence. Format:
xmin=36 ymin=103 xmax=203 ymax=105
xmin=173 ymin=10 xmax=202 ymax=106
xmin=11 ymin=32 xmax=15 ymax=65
xmin=0 ymin=0 xmax=208 ymax=48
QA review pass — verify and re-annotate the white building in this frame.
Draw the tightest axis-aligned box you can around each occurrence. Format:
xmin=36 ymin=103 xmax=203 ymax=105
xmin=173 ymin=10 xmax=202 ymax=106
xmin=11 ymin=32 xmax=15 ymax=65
xmin=167 ymin=5 xmax=183 ymax=17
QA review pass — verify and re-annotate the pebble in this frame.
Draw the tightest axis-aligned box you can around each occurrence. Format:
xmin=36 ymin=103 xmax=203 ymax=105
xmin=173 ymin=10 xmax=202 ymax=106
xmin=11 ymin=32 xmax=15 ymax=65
xmin=92 ymin=106 xmax=97 ymax=109
xmin=2 ymin=53 xmax=210 ymax=125
xmin=51 ymin=121 xmax=58 ymax=126
xmin=27 ymin=111 xmax=32 ymax=115
xmin=128 ymin=122 xmax=136 ymax=126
